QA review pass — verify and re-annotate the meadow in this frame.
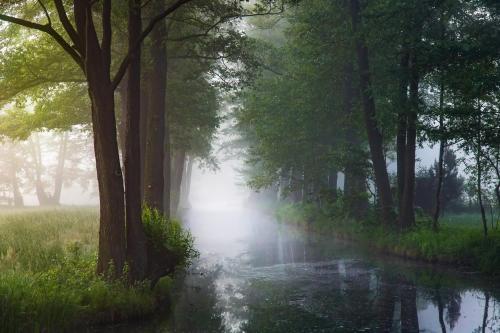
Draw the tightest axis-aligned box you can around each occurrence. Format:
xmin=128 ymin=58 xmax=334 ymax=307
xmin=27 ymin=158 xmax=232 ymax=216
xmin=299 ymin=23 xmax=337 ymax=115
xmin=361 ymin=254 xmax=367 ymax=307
xmin=0 ymin=207 xmax=188 ymax=333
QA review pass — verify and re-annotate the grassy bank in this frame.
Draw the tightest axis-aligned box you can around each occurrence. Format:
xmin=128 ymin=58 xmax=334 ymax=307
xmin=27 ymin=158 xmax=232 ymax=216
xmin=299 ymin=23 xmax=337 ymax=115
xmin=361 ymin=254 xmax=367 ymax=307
xmin=0 ymin=207 xmax=192 ymax=332
xmin=275 ymin=203 xmax=500 ymax=275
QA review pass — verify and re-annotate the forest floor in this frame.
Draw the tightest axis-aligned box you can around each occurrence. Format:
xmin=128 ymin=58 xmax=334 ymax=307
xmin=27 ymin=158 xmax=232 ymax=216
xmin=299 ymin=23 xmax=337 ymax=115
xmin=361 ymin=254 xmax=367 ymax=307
xmin=275 ymin=204 xmax=500 ymax=275
xmin=0 ymin=207 xmax=174 ymax=332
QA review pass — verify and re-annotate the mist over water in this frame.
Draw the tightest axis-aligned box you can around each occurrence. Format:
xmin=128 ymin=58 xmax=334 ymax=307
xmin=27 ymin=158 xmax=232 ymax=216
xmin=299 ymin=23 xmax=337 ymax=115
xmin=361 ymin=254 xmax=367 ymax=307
xmin=189 ymin=158 xmax=248 ymax=212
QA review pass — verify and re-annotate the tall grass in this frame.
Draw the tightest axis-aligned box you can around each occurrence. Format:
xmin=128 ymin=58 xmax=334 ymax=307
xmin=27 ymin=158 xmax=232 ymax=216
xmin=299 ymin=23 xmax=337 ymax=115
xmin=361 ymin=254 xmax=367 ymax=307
xmin=0 ymin=207 xmax=187 ymax=332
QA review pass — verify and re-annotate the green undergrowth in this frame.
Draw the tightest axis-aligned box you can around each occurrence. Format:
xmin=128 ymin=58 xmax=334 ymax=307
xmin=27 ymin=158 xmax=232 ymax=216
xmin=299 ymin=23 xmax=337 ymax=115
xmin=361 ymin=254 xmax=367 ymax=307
xmin=0 ymin=207 xmax=192 ymax=333
xmin=275 ymin=203 xmax=500 ymax=275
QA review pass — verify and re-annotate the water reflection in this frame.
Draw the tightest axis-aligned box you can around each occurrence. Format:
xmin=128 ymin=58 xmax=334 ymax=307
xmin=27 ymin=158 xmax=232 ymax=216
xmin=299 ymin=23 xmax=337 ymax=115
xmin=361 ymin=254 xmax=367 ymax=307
xmin=92 ymin=208 xmax=500 ymax=332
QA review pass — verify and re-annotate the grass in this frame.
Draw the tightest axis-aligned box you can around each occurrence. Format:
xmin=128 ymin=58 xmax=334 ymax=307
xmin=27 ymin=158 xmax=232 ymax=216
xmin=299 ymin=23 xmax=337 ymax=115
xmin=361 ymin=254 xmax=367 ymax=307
xmin=0 ymin=207 xmax=190 ymax=333
xmin=275 ymin=203 xmax=500 ymax=275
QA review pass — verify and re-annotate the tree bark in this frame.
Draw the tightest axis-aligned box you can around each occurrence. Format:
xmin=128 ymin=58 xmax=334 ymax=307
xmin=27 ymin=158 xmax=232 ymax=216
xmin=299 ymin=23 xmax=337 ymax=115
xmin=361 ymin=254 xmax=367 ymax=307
xmin=328 ymin=169 xmax=338 ymax=201
xmin=123 ymin=0 xmax=148 ymax=281
xmin=180 ymin=155 xmax=194 ymax=208
xmin=433 ymin=84 xmax=446 ymax=231
xmin=349 ymin=0 xmax=394 ymax=225
xmin=52 ymin=132 xmax=68 ymax=205
xmin=171 ymin=149 xmax=186 ymax=216
xmin=8 ymin=146 xmax=24 ymax=207
xmin=76 ymin=0 xmax=127 ymax=276
xmin=144 ymin=0 xmax=169 ymax=214
xmin=342 ymin=62 xmax=368 ymax=219
xmin=397 ymin=50 xmax=409 ymax=214
xmin=399 ymin=50 xmax=418 ymax=230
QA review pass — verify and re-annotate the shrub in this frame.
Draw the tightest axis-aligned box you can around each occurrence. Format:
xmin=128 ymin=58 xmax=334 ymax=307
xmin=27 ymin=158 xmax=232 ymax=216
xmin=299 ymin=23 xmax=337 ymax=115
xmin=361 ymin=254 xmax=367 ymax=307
xmin=142 ymin=206 xmax=198 ymax=268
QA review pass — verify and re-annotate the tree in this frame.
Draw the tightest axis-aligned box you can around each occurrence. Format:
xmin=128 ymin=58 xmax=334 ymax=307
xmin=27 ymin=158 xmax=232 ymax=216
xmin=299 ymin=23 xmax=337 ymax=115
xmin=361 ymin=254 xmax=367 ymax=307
xmin=415 ymin=149 xmax=464 ymax=216
xmin=0 ymin=0 xmax=192 ymax=278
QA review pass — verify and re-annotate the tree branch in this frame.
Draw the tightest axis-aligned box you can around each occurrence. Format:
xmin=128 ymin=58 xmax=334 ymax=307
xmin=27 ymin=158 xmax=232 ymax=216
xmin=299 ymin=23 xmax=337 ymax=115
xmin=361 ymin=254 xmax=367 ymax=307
xmin=168 ymin=6 xmax=286 ymax=42
xmin=0 ymin=13 xmax=84 ymax=70
xmin=101 ymin=0 xmax=112 ymax=74
xmin=38 ymin=0 xmax=52 ymax=26
xmin=111 ymin=0 xmax=193 ymax=90
xmin=53 ymin=0 xmax=82 ymax=54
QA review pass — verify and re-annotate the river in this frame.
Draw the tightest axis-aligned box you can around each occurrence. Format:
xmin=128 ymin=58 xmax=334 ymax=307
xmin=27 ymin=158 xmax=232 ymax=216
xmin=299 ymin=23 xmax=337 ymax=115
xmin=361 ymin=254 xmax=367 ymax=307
xmin=94 ymin=206 xmax=500 ymax=333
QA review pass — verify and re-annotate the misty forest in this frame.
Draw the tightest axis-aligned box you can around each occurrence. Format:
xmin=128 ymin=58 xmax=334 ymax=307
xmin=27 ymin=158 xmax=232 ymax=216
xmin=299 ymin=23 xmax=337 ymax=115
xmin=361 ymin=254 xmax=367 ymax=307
xmin=0 ymin=0 xmax=500 ymax=332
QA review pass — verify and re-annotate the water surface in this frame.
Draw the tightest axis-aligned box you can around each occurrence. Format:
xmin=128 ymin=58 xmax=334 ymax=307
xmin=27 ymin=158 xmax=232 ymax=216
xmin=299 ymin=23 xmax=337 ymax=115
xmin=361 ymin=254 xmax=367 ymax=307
xmin=95 ymin=208 xmax=500 ymax=332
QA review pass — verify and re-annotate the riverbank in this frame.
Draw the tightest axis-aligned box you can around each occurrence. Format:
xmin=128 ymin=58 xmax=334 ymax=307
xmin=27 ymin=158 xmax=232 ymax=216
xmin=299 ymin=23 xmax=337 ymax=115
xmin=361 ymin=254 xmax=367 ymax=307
xmin=0 ymin=207 xmax=192 ymax=332
xmin=275 ymin=203 xmax=500 ymax=275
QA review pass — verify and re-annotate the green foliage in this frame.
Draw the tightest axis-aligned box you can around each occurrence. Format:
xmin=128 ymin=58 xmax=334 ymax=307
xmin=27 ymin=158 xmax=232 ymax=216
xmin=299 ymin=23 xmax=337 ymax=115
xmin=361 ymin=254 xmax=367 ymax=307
xmin=142 ymin=206 xmax=199 ymax=268
xmin=277 ymin=203 xmax=500 ymax=275
xmin=0 ymin=208 xmax=178 ymax=332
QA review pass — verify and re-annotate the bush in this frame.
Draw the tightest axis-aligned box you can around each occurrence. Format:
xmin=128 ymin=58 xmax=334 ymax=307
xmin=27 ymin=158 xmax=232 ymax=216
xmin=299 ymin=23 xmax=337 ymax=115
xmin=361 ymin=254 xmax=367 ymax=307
xmin=142 ymin=206 xmax=198 ymax=268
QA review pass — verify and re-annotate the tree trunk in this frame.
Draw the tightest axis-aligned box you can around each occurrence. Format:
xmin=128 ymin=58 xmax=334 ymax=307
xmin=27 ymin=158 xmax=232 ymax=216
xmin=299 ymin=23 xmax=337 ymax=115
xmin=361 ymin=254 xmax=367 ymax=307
xmin=328 ymin=169 xmax=338 ymax=201
xmin=124 ymin=0 xmax=148 ymax=281
xmin=118 ymin=74 xmax=128 ymax=156
xmin=140 ymin=71 xmax=149 ymax=199
xmin=343 ymin=62 xmax=368 ymax=219
xmin=180 ymin=155 xmax=194 ymax=208
xmin=90 ymin=93 xmax=127 ymax=277
xmin=399 ymin=51 xmax=418 ymax=230
xmin=349 ymin=0 xmax=394 ymax=225
xmin=8 ymin=147 xmax=23 ymax=207
xmin=397 ymin=51 xmax=409 ymax=214
xmin=433 ymin=84 xmax=446 ymax=231
xmin=144 ymin=0 xmax=169 ymax=214
xmin=52 ymin=132 xmax=68 ymax=205
xmin=171 ymin=149 xmax=186 ymax=216
xmin=477 ymin=139 xmax=488 ymax=238
xmin=290 ymin=167 xmax=302 ymax=203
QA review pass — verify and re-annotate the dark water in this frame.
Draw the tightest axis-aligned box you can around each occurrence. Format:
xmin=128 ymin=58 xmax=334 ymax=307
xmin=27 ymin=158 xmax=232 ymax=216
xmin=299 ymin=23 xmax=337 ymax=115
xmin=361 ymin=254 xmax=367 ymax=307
xmin=95 ymin=208 xmax=500 ymax=333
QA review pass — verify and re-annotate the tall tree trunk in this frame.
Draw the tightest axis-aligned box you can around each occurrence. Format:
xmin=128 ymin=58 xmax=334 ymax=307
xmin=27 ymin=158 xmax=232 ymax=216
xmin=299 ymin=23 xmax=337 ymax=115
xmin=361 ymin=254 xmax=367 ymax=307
xmin=290 ymin=167 xmax=301 ymax=203
xmin=31 ymin=135 xmax=50 ymax=206
xmin=52 ymin=132 xmax=68 ymax=205
xmin=124 ymin=0 xmax=147 ymax=281
xmin=171 ymin=149 xmax=186 ymax=216
xmin=180 ymin=155 xmax=194 ymax=208
xmin=77 ymin=0 xmax=127 ymax=276
xmin=433 ymin=83 xmax=446 ymax=231
xmin=8 ymin=146 xmax=23 ymax=207
xmin=476 ymin=100 xmax=488 ymax=237
xmin=400 ymin=51 xmax=419 ymax=230
xmin=343 ymin=62 xmax=368 ymax=219
xmin=397 ymin=50 xmax=409 ymax=214
xmin=328 ymin=168 xmax=338 ymax=201
xmin=349 ymin=0 xmax=394 ymax=225
xmin=144 ymin=0 xmax=169 ymax=214
xmin=90 ymin=94 xmax=127 ymax=277
xmin=477 ymin=143 xmax=488 ymax=237
xmin=118 ymin=74 xmax=128 ymax=156
xmin=140 ymin=71 xmax=150 ymax=198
